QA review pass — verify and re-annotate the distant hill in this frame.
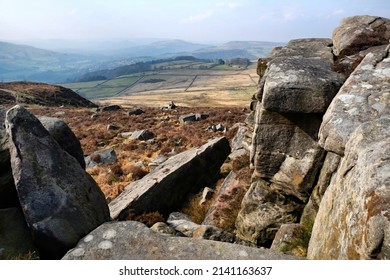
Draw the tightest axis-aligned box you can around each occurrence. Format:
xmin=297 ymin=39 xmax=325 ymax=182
xmin=0 ymin=41 xmax=99 ymax=83
xmin=110 ymin=40 xmax=212 ymax=58
xmin=191 ymin=41 xmax=284 ymax=60
xmin=1 ymin=39 xmax=283 ymax=84
xmin=0 ymin=82 xmax=97 ymax=107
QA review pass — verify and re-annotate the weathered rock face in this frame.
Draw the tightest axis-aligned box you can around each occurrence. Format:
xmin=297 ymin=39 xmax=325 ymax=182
xmin=333 ymin=15 xmax=390 ymax=56
xmin=5 ymin=105 xmax=110 ymax=259
xmin=308 ymin=118 xmax=390 ymax=259
xmin=261 ymin=56 xmax=344 ymax=113
xmin=307 ymin=34 xmax=390 ymax=259
xmin=62 ymin=221 xmax=299 ymax=260
xmin=319 ymin=46 xmax=390 ymax=156
xmin=109 ymin=137 xmax=230 ymax=219
xmin=271 ymin=223 xmax=308 ymax=257
xmin=236 ymin=180 xmax=304 ymax=245
xmin=300 ymin=152 xmax=341 ymax=228
xmin=237 ymin=38 xmax=344 ymax=246
xmin=38 ymin=116 xmax=86 ymax=169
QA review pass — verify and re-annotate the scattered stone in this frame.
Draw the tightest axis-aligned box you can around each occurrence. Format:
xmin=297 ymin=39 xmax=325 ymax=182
xmin=207 ymin=124 xmax=226 ymax=132
xmin=195 ymin=113 xmax=209 ymax=121
xmin=150 ymin=222 xmax=176 ymax=236
xmin=85 ymin=147 xmax=117 ymax=168
xmin=120 ymin=132 xmax=133 ymax=138
xmin=5 ymin=105 xmax=110 ymax=259
xmin=62 ymin=221 xmax=300 ymax=260
xmin=91 ymin=113 xmax=98 ymax=120
xmin=101 ymin=105 xmax=121 ymax=112
xmin=167 ymin=212 xmax=200 ymax=237
xmin=109 ymin=137 xmax=230 ymax=219
xmin=131 ymin=129 xmax=154 ymax=141
xmin=199 ymin=187 xmax=214 ymax=206
xmin=38 ymin=116 xmax=86 ymax=169
xmin=127 ymin=108 xmax=145 ymax=116
xmin=193 ymin=225 xmax=236 ymax=243
xmin=106 ymin=124 xmax=120 ymax=130
xmin=179 ymin=113 xmax=196 ymax=123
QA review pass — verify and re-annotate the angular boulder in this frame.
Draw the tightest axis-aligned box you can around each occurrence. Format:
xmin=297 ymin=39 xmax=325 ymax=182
xmin=62 ymin=221 xmax=299 ymax=260
xmin=332 ymin=15 xmax=390 ymax=56
xmin=85 ymin=147 xmax=117 ymax=168
xmin=109 ymin=137 xmax=230 ymax=219
xmin=38 ymin=116 xmax=86 ymax=169
xmin=5 ymin=105 xmax=110 ymax=259
xmin=308 ymin=118 xmax=390 ymax=259
xmin=319 ymin=46 xmax=390 ymax=156
xmin=130 ymin=129 xmax=154 ymax=141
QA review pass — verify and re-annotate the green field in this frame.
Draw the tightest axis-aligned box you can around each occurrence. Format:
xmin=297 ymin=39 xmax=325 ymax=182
xmin=61 ymin=60 xmax=258 ymax=107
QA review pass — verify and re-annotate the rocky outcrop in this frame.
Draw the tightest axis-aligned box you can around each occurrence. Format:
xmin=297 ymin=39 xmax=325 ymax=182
xmin=5 ymin=105 xmax=110 ymax=259
xmin=307 ymin=42 xmax=390 ymax=259
xmin=62 ymin=221 xmax=299 ymax=260
xmin=319 ymin=45 xmax=390 ymax=155
xmin=109 ymin=137 xmax=230 ymax=219
xmin=236 ymin=38 xmax=343 ymax=246
xmin=332 ymin=15 xmax=390 ymax=56
xmin=308 ymin=118 xmax=390 ymax=259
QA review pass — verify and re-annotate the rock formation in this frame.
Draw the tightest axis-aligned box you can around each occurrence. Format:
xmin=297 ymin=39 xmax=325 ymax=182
xmin=235 ymin=38 xmax=344 ymax=246
xmin=1 ymin=105 xmax=110 ymax=259
xmin=236 ymin=15 xmax=390 ymax=259
xmin=109 ymin=137 xmax=230 ymax=219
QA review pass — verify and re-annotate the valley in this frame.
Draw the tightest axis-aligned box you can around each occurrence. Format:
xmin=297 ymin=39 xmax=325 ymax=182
xmin=62 ymin=63 xmax=258 ymax=107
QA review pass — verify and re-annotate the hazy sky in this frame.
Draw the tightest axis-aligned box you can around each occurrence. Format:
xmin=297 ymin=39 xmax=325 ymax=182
xmin=1 ymin=0 xmax=389 ymax=43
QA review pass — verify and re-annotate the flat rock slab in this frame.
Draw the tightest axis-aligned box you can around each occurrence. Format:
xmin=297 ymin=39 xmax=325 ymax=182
xmin=109 ymin=137 xmax=230 ymax=219
xmin=62 ymin=221 xmax=300 ymax=260
xmin=5 ymin=105 xmax=110 ymax=259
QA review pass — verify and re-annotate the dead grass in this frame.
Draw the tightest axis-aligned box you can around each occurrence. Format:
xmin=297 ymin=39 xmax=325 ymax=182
xmin=28 ymin=105 xmax=248 ymax=203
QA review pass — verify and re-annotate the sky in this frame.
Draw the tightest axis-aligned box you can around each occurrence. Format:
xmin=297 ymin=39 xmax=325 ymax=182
xmin=0 ymin=0 xmax=389 ymax=44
